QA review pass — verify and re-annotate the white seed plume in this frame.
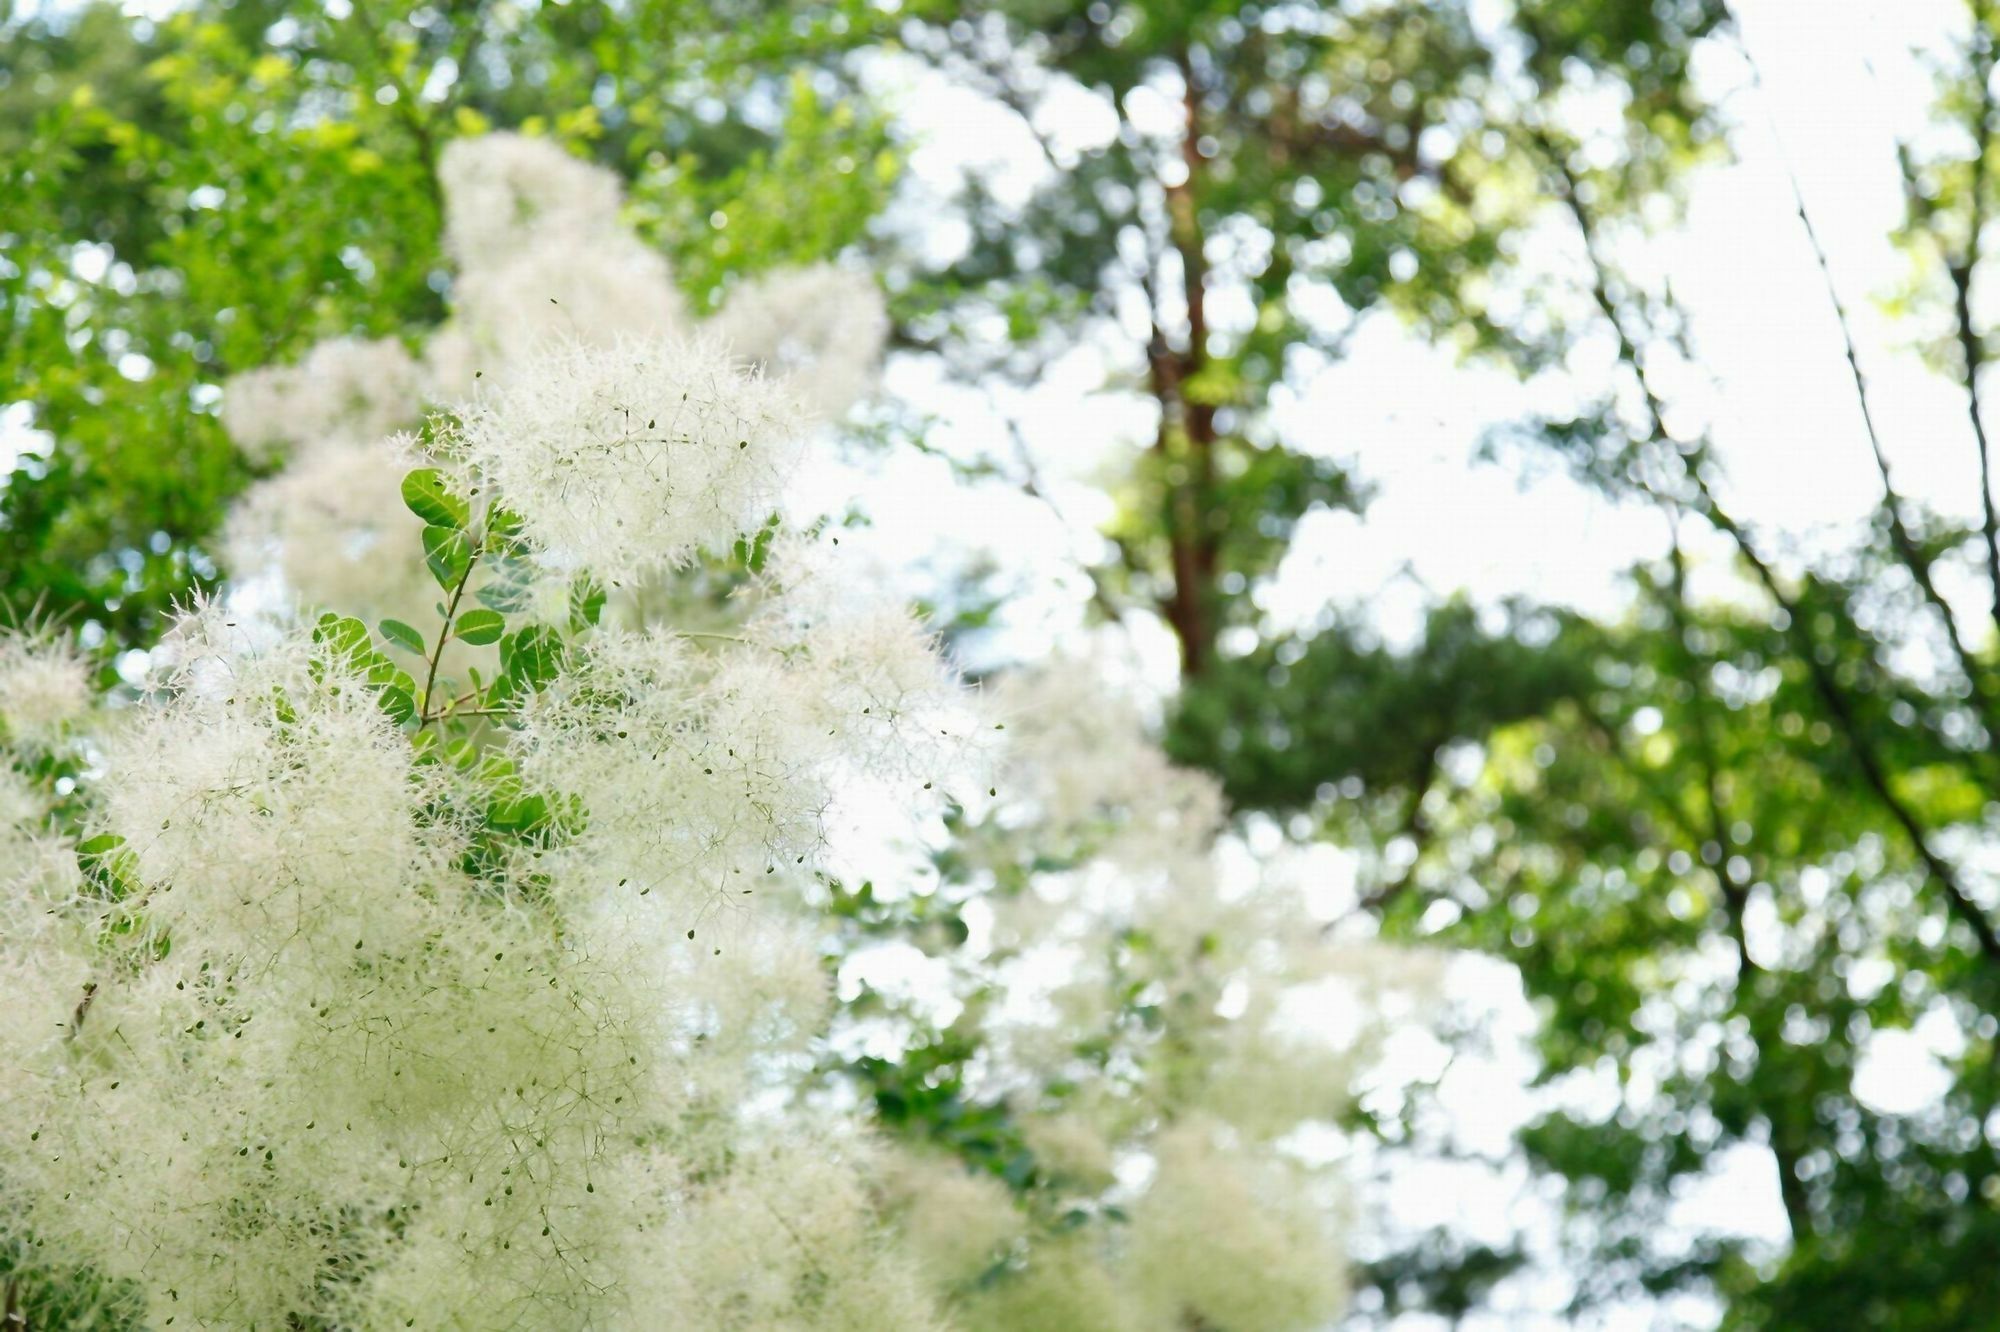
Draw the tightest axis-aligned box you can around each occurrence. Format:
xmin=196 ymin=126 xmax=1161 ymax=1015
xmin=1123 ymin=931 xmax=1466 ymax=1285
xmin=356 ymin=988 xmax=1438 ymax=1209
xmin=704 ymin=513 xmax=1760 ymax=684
xmin=219 ymin=335 xmax=422 ymax=462
xmin=438 ymin=132 xmax=626 ymax=270
xmin=0 ymin=632 xmax=90 ymax=750
xmin=454 ymin=336 xmax=806 ymax=583
xmin=710 ymin=263 xmax=890 ymax=421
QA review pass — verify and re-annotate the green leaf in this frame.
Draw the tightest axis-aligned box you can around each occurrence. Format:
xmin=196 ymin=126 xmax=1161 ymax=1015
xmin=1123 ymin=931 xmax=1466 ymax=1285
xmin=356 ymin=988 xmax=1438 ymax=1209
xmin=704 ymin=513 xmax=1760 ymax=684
xmin=454 ymin=608 xmax=505 ymax=645
xmin=486 ymin=504 xmax=525 ymax=541
xmin=476 ymin=556 xmax=533 ymax=613
xmin=733 ymin=512 xmax=781 ymax=573
xmin=568 ymin=579 xmax=607 ymax=632
xmin=500 ymin=626 xmax=565 ymax=693
xmin=423 ymin=525 xmax=472 ymax=589
xmin=377 ymin=686 xmax=417 ymax=726
xmin=367 ymin=662 xmax=416 ymax=695
xmin=379 ymin=618 xmax=426 ymax=655
xmin=313 ymin=614 xmax=375 ymax=671
xmin=402 ymin=468 xmax=467 ymax=530
xmin=77 ymin=833 xmax=127 ymax=856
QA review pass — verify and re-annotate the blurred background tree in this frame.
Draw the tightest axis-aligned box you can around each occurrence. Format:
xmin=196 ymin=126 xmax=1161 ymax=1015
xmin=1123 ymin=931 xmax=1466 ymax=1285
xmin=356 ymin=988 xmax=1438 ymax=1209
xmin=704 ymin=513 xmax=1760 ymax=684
xmin=888 ymin=0 xmax=2000 ymax=1325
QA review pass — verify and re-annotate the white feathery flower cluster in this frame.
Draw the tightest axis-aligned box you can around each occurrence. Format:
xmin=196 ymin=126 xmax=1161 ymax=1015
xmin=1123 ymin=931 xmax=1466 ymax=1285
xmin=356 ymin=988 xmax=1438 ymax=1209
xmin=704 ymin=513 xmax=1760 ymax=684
xmin=516 ymin=547 xmax=983 ymax=928
xmin=954 ymin=1235 xmax=1130 ymax=1332
xmin=219 ymin=132 xmax=888 ymax=624
xmin=750 ymin=533 xmax=989 ymax=784
xmin=903 ymin=658 xmax=1438 ymax=1332
xmin=21 ymin=124 xmax=1405 ymax=1332
xmin=221 ymin=434 xmax=442 ymax=626
xmin=0 ymin=767 xmax=92 ymax=1058
xmin=0 ymin=632 xmax=90 ymax=749
xmin=444 ymin=234 xmax=692 ymax=393
xmin=0 ymin=586 xmax=964 ymax=1329
xmin=629 ymin=1138 xmax=944 ymax=1330
xmin=1126 ymin=1123 xmax=1348 ymax=1331
xmin=710 ymin=264 xmax=890 ymax=421
xmin=0 ymin=763 xmax=44 ymax=827
xmin=454 ymin=335 xmax=805 ymax=582
xmin=438 ymin=132 xmax=626 ymax=271
xmin=219 ymin=335 xmax=423 ymax=462
xmin=990 ymin=656 xmax=1226 ymax=870
xmin=426 ymin=134 xmax=690 ymax=400
xmin=877 ymin=1151 xmax=1025 ymax=1286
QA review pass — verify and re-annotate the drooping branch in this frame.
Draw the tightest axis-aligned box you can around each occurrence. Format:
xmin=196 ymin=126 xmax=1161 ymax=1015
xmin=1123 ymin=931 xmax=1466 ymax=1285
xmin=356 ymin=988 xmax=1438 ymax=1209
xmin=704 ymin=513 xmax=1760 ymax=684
xmin=1956 ymin=8 xmax=2000 ymax=640
xmin=1738 ymin=43 xmax=2000 ymax=750
xmin=1538 ymin=132 xmax=2000 ymax=967
xmin=1660 ymin=530 xmax=1814 ymax=1241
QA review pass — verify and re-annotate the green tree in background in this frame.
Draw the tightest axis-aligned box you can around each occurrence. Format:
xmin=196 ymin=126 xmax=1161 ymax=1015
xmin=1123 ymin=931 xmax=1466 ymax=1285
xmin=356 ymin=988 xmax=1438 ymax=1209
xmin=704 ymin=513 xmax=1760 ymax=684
xmin=882 ymin=0 xmax=2000 ymax=1323
xmin=886 ymin=0 xmax=1742 ymax=1319
xmin=1159 ymin=2 xmax=2000 ymax=1323
xmin=899 ymin=0 xmax=1722 ymax=678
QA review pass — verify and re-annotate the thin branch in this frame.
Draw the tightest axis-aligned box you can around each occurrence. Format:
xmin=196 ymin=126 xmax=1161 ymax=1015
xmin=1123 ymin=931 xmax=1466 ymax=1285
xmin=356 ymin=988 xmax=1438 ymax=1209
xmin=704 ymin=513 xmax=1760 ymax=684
xmin=1956 ymin=8 xmax=2000 ymax=639
xmin=419 ymin=540 xmax=483 ymax=728
xmin=1741 ymin=43 xmax=2000 ymax=743
xmin=1538 ymin=131 xmax=2000 ymax=966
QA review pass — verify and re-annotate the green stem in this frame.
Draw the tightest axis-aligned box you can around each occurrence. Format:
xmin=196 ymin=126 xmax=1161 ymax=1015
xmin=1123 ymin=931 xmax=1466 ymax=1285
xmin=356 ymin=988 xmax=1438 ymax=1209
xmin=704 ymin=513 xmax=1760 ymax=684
xmin=420 ymin=540 xmax=483 ymax=728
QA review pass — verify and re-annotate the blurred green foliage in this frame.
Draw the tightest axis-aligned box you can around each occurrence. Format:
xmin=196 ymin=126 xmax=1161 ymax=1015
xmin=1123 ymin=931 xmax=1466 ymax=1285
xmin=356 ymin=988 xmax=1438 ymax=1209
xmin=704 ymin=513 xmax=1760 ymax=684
xmin=896 ymin=0 xmax=2000 ymax=1325
xmin=0 ymin=0 xmax=900 ymax=665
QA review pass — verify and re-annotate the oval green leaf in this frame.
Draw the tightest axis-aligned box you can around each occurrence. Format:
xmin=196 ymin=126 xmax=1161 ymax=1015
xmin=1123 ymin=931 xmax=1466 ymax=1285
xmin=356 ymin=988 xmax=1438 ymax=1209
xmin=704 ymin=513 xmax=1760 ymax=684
xmin=454 ymin=608 xmax=505 ymax=645
xmin=401 ymin=468 xmax=467 ymax=530
xmin=378 ymin=618 xmax=426 ymax=655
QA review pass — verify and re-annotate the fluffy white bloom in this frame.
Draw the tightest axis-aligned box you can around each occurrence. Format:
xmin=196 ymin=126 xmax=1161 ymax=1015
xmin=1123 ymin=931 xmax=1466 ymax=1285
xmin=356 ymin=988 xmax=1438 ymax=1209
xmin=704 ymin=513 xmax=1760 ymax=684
xmin=627 ymin=1138 xmax=944 ymax=1331
xmin=710 ymin=264 xmax=888 ymax=420
xmin=749 ymin=534 xmax=991 ymax=788
xmin=4 ymin=600 xmax=967 ymax=1329
xmin=877 ymin=1151 xmax=1024 ymax=1285
xmin=0 ymin=774 xmax=90 ymax=1059
xmin=445 ymin=233 xmax=691 ymax=387
xmin=991 ymin=659 xmax=1226 ymax=870
xmin=516 ymin=565 xmax=975 ymax=921
xmin=1127 ymin=1124 xmax=1347 ymax=1332
xmin=9 ymin=126 xmax=1398 ymax=1332
xmin=100 ymin=606 xmax=443 ymax=961
xmin=422 ymin=134 xmax=692 ymax=406
xmin=438 ymin=132 xmax=626 ymax=270
xmin=1018 ymin=1111 xmax=1116 ymax=1190
xmin=219 ymin=335 xmax=423 ymax=461
xmin=221 ymin=433 xmax=443 ymax=626
xmin=0 ymin=764 xmax=44 ymax=826
xmin=0 ymin=632 xmax=90 ymax=749
xmin=955 ymin=1236 xmax=1134 ymax=1332
xmin=454 ymin=336 xmax=806 ymax=582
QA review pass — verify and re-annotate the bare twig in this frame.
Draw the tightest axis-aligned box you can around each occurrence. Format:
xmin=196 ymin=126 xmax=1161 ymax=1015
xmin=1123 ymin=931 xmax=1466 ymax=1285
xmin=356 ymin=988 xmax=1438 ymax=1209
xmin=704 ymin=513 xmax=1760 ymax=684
xmin=1537 ymin=129 xmax=2000 ymax=965
xmin=1740 ymin=41 xmax=2000 ymax=744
